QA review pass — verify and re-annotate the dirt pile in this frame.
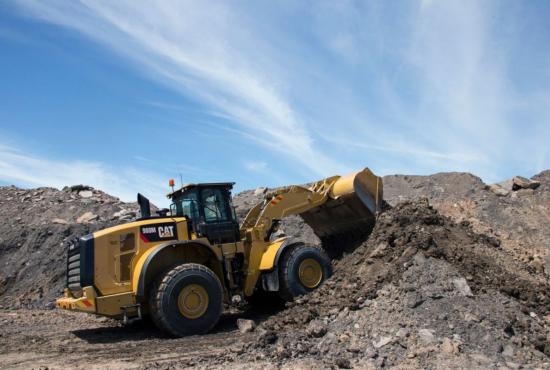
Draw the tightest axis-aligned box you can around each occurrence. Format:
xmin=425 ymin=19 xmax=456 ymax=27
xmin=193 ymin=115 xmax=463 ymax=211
xmin=0 ymin=185 xmax=139 ymax=308
xmin=383 ymin=170 xmax=550 ymax=277
xmin=225 ymin=199 xmax=550 ymax=368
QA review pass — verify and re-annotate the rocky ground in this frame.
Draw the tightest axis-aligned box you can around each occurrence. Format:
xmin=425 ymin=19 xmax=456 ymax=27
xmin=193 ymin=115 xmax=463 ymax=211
xmin=0 ymin=170 xmax=549 ymax=369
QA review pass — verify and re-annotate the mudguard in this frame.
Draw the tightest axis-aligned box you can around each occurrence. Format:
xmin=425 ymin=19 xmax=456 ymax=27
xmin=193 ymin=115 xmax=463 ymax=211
xmin=134 ymin=240 xmax=220 ymax=298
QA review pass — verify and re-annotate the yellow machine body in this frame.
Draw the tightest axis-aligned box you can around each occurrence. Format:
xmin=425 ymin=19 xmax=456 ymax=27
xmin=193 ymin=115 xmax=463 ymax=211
xmin=57 ymin=168 xmax=383 ymax=318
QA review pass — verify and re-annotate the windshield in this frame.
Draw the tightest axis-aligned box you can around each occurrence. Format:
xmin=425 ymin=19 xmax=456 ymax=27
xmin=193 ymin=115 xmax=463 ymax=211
xmin=170 ymin=189 xmax=200 ymax=221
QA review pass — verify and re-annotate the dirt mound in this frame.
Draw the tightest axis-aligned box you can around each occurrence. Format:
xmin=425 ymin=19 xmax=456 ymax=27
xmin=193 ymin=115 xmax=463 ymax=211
xmin=1 ymin=171 xmax=550 ymax=368
xmin=224 ymin=199 xmax=550 ymax=368
xmin=0 ymin=185 xmax=139 ymax=308
xmin=384 ymin=170 xmax=550 ymax=277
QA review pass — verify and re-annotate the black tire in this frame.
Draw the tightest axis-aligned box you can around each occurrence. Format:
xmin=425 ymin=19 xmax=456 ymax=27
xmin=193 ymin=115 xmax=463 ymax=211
xmin=149 ymin=263 xmax=223 ymax=337
xmin=278 ymin=245 xmax=332 ymax=301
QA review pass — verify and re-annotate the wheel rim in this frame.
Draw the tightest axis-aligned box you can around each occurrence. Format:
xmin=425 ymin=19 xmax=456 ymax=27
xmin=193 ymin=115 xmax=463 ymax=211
xmin=177 ymin=284 xmax=209 ymax=319
xmin=298 ymin=258 xmax=323 ymax=289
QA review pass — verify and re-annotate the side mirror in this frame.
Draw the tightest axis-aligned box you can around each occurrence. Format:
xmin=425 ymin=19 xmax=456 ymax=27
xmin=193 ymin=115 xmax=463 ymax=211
xmin=137 ymin=193 xmax=151 ymax=218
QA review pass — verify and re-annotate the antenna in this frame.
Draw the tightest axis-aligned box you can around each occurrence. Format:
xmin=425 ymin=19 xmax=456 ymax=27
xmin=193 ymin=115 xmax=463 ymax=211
xmin=179 ymin=173 xmax=183 ymax=188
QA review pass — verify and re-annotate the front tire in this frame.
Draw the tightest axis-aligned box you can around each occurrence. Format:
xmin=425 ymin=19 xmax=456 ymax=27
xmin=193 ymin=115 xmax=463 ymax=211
xmin=149 ymin=263 xmax=223 ymax=337
xmin=278 ymin=245 xmax=332 ymax=301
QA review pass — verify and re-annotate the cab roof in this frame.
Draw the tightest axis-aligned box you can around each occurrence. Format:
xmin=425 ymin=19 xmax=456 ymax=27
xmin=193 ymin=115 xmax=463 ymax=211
xmin=167 ymin=182 xmax=235 ymax=198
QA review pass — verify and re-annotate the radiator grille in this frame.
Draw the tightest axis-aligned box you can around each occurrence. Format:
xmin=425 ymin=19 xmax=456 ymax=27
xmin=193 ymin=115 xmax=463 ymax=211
xmin=66 ymin=234 xmax=94 ymax=297
xmin=66 ymin=238 xmax=82 ymax=296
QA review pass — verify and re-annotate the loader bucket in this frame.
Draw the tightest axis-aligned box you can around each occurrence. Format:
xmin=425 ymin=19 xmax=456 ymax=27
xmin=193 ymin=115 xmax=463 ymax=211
xmin=300 ymin=168 xmax=383 ymax=240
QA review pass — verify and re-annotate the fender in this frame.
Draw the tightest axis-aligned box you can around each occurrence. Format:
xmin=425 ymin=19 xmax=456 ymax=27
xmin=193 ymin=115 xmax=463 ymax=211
xmin=259 ymin=238 xmax=304 ymax=292
xmin=133 ymin=240 xmax=221 ymax=298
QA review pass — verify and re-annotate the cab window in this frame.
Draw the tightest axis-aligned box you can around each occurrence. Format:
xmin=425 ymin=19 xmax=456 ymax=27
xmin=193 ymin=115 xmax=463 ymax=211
xmin=170 ymin=189 xmax=199 ymax=222
xmin=201 ymin=188 xmax=229 ymax=222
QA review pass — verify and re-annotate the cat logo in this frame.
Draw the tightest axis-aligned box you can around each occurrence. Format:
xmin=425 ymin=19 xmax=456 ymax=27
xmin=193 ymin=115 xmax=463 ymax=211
xmin=158 ymin=225 xmax=174 ymax=238
xmin=139 ymin=222 xmax=178 ymax=243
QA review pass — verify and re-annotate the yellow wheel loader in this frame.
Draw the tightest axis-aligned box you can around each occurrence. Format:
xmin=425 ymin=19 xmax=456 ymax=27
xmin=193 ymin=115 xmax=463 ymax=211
xmin=57 ymin=168 xmax=383 ymax=336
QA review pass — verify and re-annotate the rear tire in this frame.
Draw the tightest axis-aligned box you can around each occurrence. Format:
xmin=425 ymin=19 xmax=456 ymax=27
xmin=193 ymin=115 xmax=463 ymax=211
xmin=278 ymin=245 xmax=332 ymax=301
xmin=149 ymin=263 xmax=223 ymax=337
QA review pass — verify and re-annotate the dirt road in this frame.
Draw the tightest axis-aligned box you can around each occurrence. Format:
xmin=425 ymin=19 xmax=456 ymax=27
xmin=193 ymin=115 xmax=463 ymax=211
xmin=0 ymin=308 xmax=274 ymax=369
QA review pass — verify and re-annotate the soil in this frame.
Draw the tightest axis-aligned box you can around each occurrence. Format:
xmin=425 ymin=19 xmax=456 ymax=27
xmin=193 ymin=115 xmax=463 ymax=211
xmin=1 ymin=170 xmax=549 ymax=369
xmin=215 ymin=199 xmax=550 ymax=369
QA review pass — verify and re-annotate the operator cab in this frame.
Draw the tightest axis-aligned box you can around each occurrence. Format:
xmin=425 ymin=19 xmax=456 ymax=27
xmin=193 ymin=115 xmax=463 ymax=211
xmin=169 ymin=182 xmax=240 ymax=244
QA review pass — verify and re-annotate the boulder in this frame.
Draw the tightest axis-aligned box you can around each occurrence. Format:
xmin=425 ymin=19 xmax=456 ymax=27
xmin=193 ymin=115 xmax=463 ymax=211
xmin=237 ymin=319 xmax=256 ymax=333
xmin=488 ymin=184 xmax=509 ymax=197
xmin=78 ymin=190 xmax=93 ymax=198
xmin=497 ymin=176 xmax=540 ymax=192
xmin=512 ymin=176 xmax=540 ymax=190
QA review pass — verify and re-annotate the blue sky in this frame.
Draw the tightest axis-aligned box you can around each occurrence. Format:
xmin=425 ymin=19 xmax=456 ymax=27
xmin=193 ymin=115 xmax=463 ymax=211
xmin=1 ymin=1 xmax=549 ymax=207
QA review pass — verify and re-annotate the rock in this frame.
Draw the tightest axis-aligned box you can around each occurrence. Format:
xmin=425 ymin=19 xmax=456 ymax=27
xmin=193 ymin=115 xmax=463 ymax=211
xmin=512 ymin=176 xmax=540 ymax=190
xmin=51 ymin=218 xmax=68 ymax=225
xmin=112 ymin=209 xmax=136 ymax=220
xmin=498 ymin=176 xmax=541 ymax=192
xmin=76 ymin=212 xmax=98 ymax=223
xmin=418 ymin=329 xmax=436 ymax=344
xmin=306 ymin=320 xmax=327 ymax=338
xmin=78 ymin=190 xmax=93 ymax=198
xmin=254 ymin=187 xmax=267 ymax=196
xmin=237 ymin=319 xmax=256 ymax=333
xmin=369 ymin=243 xmax=388 ymax=258
xmin=452 ymin=278 xmax=473 ymax=297
xmin=440 ymin=337 xmax=460 ymax=354
xmin=396 ymin=328 xmax=409 ymax=338
xmin=488 ymin=184 xmax=509 ymax=196
xmin=373 ymin=336 xmax=392 ymax=348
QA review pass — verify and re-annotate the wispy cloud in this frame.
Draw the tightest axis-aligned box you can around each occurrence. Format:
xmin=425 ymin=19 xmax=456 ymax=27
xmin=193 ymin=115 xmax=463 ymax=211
xmin=10 ymin=0 xmax=550 ymax=184
xmin=13 ymin=0 xmax=345 ymax=178
xmin=0 ymin=143 xmax=169 ymax=206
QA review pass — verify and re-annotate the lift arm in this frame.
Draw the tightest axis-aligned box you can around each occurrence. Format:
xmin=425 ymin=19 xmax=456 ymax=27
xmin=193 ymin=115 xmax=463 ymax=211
xmin=240 ymin=167 xmax=383 ymax=242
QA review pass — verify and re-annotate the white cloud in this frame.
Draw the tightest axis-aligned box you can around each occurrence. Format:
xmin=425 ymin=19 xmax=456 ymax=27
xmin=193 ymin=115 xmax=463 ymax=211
xmin=13 ymin=0 xmax=344 ymax=178
xmin=0 ymin=143 xmax=169 ymax=206
xmin=10 ymin=0 xmax=550 ymax=184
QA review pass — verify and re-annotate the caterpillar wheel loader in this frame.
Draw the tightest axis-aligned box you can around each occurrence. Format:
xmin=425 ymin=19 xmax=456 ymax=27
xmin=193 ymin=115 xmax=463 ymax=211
xmin=57 ymin=168 xmax=383 ymax=337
